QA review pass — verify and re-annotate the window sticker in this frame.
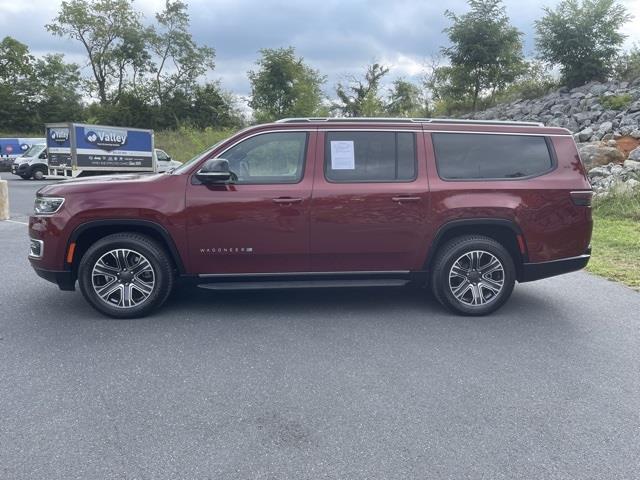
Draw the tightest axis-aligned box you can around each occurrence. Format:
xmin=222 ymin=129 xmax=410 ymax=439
xmin=330 ymin=141 xmax=355 ymax=170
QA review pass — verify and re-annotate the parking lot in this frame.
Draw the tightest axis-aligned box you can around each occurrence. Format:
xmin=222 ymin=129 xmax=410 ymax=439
xmin=1 ymin=171 xmax=639 ymax=479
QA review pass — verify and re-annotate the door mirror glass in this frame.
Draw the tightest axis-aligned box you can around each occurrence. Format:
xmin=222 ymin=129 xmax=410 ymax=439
xmin=196 ymin=158 xmax=233 ymax=183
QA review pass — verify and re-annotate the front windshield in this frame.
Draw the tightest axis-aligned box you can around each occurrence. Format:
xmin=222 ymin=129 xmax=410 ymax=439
xmin=22 ymin=144 xmax=45 ymax=157
xmin=171 ymin=138 xmax=229 ymax=174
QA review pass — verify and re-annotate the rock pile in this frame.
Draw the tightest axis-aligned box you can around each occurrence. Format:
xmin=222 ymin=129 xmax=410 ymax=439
xmin=588 ymin=159 xmax=640 ymax=196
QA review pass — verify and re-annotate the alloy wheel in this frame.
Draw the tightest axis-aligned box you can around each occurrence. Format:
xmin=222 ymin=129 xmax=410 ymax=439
xmin=448 ymin=250 xmax=505 ymax=306
xmin=91 ymin=248 xmax=155 ymax=308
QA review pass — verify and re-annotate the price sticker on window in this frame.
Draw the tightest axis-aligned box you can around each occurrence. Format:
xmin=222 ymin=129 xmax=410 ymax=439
xmin=330 ymin=141 xmax=355 ymax=170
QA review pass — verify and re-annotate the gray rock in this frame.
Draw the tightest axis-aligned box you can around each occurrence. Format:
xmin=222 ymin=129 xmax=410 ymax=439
xmin=630 ymin=129 xmax=640 ymax=139
xmin=578 ymin=143 xmax=625 ymax=167
xmin=628 ymin=100 xmax=640 ymax=113
xmin=578 ymin=127 xmax=594 ymax=142
xmin=589 ymin=84 xmax=609 ymax=95
xmin=623 ymin=159 xmax=640 ymax=171
xmin=598 ymin=121 xmax=614 ymax=135
xmin=628 ymin=147 xmax=640 ymax=161
xmin=588 ymin=166 xmax=609 ymax=178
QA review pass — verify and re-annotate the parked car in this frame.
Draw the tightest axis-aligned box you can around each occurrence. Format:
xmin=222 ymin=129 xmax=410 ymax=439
xmin=28 ymin=118 xmax=593 ymax=318
xmin=154 ymin=148 xmax=181 ymax=172
xmin=11 ymin=143 xmax=48 ymax=180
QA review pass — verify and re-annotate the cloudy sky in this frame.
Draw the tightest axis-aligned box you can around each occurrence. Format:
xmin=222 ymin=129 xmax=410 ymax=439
xmin=1 ymin=0 xmax=639 ymax=102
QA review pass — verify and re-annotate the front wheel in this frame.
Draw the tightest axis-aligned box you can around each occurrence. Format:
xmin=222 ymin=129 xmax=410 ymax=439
xmin=78 ymin=233 xmax=174 ymax=318
xmin=430 ymin=235 xmax=516 ymax=316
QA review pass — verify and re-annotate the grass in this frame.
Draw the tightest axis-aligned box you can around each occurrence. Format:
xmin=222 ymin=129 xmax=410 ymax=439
xmin=588 ymin=191 xmax=640 ymax=290
xmin=155 ymin=127 xmax=238 ymax=163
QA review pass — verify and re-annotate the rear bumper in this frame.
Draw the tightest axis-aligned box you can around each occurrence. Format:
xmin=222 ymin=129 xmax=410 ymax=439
xmin=32 ymin=265 xmax=76 ymax=291
xmin=520 ymin=248 xmax=591 ymax=282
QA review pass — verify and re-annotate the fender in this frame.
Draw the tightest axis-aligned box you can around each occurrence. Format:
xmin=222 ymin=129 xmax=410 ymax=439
xmin=67 ymin=219 xmax=186 ymax=273
xmin=424 ymin=218 xmax=527 ymax=268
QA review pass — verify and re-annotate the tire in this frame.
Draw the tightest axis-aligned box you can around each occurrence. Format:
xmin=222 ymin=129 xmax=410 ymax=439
xmin=78 ymin=233 xmax=174 ymax=318
xmin=33 ymin=168 xmax=46 ymax=180
xmin=430 ymin=235 xmax=516 ymax=316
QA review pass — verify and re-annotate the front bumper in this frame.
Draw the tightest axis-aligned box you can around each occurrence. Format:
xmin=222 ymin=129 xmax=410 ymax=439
xmin=11 ymin=163 xmax=30 ymax=176
xmin=520 ymin=248 xmax=591 ymax=282
xmin=32 ymin=265 xmax=76 ymax=291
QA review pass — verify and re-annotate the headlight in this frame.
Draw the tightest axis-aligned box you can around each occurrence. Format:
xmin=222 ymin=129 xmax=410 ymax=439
xmin=34 ymin=196 xmax=65 ymax=215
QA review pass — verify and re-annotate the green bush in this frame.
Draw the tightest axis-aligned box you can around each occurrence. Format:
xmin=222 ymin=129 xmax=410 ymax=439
xmin=600 ymin=93 xmax=632 ymax=110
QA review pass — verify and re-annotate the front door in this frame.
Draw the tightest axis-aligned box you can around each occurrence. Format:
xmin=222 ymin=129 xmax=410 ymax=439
xmin=309 ymin=129 xmax=430 ymax=272
xmin=185 ymin=130 xmax=315 ymax=274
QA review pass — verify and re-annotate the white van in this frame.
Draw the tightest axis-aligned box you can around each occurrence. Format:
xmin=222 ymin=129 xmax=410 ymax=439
xmin=11 ymin=143 xmax=48 ymax=180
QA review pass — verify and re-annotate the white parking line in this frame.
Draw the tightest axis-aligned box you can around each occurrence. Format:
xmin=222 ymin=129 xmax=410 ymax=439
xmin=3 ymin=219 xmax=28 ymax=225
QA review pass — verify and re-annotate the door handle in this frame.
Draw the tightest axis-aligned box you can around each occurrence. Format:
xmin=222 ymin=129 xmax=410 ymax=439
xmin=392 ymin=196 xmax=421 ymax=203
xmin=272 ymin=197 xmax=303 ymax=204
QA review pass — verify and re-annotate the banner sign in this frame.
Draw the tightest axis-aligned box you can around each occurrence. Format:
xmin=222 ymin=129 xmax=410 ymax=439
xmin=74 ymin=125 xmax=153 ymax=168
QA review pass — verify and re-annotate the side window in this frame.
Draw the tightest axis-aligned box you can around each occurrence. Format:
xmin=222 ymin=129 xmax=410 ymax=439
xmin=156 ymin=150 xmax=169 ymax=162
xmin=432 ymin=133 xmax=553 ymax=180
xmin=222 ymin=132 xmax=307 ymax=184
xmin=324 ymin=131 xmax=416 ymax=182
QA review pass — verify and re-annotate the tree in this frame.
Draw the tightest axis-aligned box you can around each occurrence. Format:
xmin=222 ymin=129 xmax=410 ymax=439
xmin=190 ymin=83 xmax=242 ymax=129
xmin=0 ymin=37 xmax=36 ymax=131
xmin=248 ymin=47 xmax=326 ymax=122
xmin=334 ymin=63 xmax=389 ymax=117
xmin=32 ymin=54 xmax=84 ymax=123
xmin=148 ymin=0 xmax=215 ymax=106
xmin=0 ymin=37 xmax=83 ymax=131
xmin=46 ymin=0 xmax=149 ymax=105
xmin=439 ymin=0 xmax=525 ymax=111
xmin=535 ymin=0 xmax=631 ymax=88
xmin=613 ymin=45 xmax=640 ymax=81
xmin=386 ymin=79 xmax=427 ymax=117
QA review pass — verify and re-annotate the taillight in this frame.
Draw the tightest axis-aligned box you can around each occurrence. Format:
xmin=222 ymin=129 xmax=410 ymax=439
xmin=570 ymin=190 xmax=593 ymax=206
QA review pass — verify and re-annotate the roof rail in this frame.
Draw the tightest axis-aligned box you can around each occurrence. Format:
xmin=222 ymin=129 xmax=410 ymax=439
xmin=275 ymin=117 xmax=544 ymax=127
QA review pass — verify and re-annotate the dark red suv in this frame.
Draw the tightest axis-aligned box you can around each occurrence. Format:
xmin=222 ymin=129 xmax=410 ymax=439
xmin=28 ymin=118 xmax=593 ymax=318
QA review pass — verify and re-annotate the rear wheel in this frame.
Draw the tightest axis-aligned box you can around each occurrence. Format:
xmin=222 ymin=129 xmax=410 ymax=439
xmin=33 ymin=167 xmax=46 ymax=180
xmin=430 ymin=235 xmax=516 ymax=316
xmin=78 ymin=233 xmax=174 ymax=318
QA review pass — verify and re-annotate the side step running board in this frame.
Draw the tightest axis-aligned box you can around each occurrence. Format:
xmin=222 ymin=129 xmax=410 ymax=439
xmin=197 ymin=278 xmax=409 ymax=291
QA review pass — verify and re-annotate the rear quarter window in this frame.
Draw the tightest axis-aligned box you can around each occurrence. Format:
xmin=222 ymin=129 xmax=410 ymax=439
xmin=432 ymin=133 xmax=554 ymax=180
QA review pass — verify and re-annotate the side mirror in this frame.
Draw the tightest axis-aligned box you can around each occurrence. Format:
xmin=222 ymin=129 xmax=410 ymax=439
xmin=196 ymin=158 xmax=232 ymax=183
xmin=39 ymin=152 xmax=48 ymax=159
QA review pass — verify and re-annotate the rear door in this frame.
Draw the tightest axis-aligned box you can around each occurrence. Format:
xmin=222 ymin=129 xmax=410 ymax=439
xmin=309 ymin=128 xmax=430 ymax=272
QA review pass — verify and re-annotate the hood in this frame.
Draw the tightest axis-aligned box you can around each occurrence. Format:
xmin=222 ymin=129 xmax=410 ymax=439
xmin=37 ymin=172 xmax=165 ymax=196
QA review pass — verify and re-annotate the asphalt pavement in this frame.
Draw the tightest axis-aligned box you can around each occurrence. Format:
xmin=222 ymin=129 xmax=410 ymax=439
xmin=0 ymin=171 xmax=639 ymax=479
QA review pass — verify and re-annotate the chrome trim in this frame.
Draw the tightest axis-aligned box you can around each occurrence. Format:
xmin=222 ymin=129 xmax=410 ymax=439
xmin=29 ymin=238 xmax=44 ymax=259
xmin=423 ymin=130 xmax=569 ymax=137
xmin=276 ymin=117 xmax=545 ymax=127
xmin=198 ymin=270 xmax=411 ymax=278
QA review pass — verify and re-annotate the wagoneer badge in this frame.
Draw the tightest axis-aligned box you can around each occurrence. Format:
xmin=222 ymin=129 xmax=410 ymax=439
xmin=200 ymin=247 xmax=254 ymax=255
